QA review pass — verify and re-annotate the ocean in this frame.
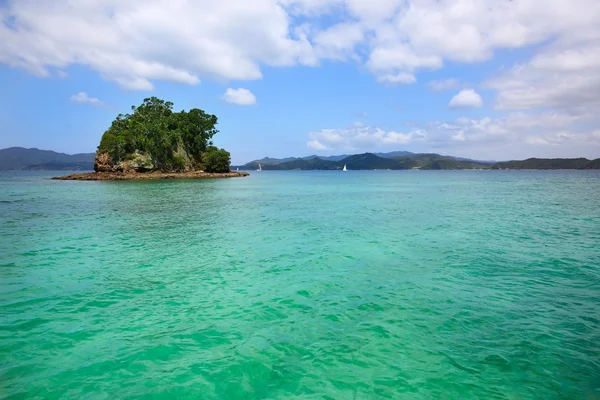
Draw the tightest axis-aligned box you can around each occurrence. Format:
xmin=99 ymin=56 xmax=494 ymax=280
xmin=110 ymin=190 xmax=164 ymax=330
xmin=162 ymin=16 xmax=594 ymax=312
xmin=1 ymin=170 xmax=599 ymax=399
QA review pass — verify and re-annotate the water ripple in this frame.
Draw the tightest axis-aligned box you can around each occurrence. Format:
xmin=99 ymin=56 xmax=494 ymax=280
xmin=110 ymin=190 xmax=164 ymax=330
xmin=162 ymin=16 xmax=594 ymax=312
xmin=1 ymin=171 xmax=600 ymax=399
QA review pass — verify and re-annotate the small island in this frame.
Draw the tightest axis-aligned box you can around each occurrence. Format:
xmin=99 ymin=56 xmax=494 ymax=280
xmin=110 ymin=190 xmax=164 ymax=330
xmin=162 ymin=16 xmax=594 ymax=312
xmin=53 ymin=97 xmax=248 ymax=180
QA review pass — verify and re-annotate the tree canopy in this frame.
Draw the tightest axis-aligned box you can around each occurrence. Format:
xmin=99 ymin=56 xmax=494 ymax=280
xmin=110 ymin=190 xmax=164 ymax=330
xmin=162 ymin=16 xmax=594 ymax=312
xmin=203 ymin=146 xmax=231 ymax=173
xmin=98 ymin=97 xmax=224 ymax=171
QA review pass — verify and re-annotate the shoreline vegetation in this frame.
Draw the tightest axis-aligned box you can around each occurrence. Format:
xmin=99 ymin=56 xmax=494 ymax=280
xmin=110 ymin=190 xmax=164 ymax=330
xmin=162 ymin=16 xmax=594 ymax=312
xmin=51 ymin=97 xmax=247 ymax=181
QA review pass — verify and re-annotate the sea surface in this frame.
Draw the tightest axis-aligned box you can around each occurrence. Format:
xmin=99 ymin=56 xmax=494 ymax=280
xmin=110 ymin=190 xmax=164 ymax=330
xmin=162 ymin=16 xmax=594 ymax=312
xmin=1 ymin=170 xmax=599 ymax=399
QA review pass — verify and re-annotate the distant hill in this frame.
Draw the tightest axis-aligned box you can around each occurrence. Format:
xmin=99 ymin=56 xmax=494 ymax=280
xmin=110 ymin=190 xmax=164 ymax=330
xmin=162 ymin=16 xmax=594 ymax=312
xmin=246 ymin=150 xmax=419 ymax=165
xmin=391 ymin=153 xmax=492 ymax=169
xmin=374 ymin=151 xmax=415 ymax=158
xmin=582 ymin=158 xmax=600 ymax=169
xmin=255 ymin=156 xmax=307 ymax=163
xmin=233 ymin=153 xmax=600 ymax=171
xmin=233 ymin=152 xmax=492 ymax=170
xmin=252 ymin=154 xmax=348 ymax=163
xmin=240 ymin=150 xmax=495 ymax=168
xmin=342 ymin=153 xmax=402 ymax=169
xmin=491 ymin=158 xmax=598 ymax=170
xmin=0 ymin=147 xmax=95 ymax=170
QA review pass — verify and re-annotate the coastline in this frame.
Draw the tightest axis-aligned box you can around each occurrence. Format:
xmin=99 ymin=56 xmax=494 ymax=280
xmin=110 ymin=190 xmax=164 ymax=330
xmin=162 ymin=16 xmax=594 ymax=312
xmin=51 ymin=171 xmax=249 ymax=181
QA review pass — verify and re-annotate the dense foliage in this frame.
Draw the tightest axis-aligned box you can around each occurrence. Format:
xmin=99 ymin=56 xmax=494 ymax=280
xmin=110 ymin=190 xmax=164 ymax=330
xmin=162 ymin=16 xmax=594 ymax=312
xmin=98 ymin=97 xmax=219 ymax=171
xmin=202 ymin=146 xmax=231 ymax=173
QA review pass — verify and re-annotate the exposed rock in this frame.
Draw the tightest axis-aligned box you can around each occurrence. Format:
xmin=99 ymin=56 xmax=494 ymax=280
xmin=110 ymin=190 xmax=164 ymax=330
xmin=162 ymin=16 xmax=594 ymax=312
xmin=94 ymin=152 xmax=113 ymax=172
xmin=95 ymin=151 xmax=156 ymax=173
xmin=121 ymin=152 xmax=155 ymax=172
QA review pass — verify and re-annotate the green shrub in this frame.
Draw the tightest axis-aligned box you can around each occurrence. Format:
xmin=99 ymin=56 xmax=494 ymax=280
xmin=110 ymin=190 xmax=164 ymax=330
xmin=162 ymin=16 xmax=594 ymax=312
xmin=203 ymin=147 xmax=231 ymax=173
xmin=171 ymin=155 xmax=186 ymax=171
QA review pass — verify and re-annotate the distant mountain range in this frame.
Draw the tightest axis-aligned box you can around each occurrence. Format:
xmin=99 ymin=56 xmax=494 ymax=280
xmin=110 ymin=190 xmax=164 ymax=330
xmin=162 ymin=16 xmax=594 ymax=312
xmin=233 ymin=152 xmax=600 ymax=170
xmin=234 ymin=152 xmax=494 ymax=170
xmin=0 ymin=147 xmax=94 ymax=170
xmin=1 ymin=147 xmax=599 ymax=171
xmin=253 ymin=150 xmax=417 ymax=163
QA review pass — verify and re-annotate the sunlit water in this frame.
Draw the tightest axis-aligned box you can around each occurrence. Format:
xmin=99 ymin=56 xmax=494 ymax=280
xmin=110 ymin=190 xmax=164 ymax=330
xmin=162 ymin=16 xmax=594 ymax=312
xmin=1 ymin=170 xmax=599 ymax=399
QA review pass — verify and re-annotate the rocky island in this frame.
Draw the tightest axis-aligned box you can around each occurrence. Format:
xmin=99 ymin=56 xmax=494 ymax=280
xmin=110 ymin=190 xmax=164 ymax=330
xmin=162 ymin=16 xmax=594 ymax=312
xmin=53 ymin=97 xmax=248 ymax=181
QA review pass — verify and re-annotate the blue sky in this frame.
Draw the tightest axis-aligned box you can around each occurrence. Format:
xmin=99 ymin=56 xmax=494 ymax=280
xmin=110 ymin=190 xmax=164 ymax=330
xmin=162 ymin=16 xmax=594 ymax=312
xmin=1 ymin=0 xmax=599 ymax=164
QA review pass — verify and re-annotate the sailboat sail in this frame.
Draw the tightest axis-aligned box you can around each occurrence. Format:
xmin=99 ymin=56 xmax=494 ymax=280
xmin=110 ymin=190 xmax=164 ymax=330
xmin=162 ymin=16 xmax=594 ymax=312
xmin=343 ymin=164 xmax=347 ymax=171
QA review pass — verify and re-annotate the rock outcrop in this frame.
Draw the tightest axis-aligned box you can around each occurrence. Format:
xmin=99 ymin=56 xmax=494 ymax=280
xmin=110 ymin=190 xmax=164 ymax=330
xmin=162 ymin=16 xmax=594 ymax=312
xmin=94 ymin=151 xmax=155 ymax=173
xmin=53 ymin=171 xmax=249 ymax=180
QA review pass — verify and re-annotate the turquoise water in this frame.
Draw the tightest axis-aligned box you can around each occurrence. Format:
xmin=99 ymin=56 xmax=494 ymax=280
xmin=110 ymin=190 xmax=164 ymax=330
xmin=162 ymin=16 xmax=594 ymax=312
xmin=1 ymin=170 xmax=600 ymax=399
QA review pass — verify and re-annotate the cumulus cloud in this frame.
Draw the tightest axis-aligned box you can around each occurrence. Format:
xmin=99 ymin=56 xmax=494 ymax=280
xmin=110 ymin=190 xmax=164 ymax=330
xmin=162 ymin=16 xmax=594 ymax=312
xmin=3 ymin=0 xmax=600 ymax=159
xmin=377 ymin=72 xmax=416 ymax=85
xmin=368 ymin=0 xmax=600 ymax=81
xmin=2 ymin=0 xmax=599 ymax=101
xmin=426 ymin=112 xmax=600 ymax=158
xmin=428 ymin=78 xmax=460 ymax=91
xmin=0 ymin=0 xmax=316 ymax=89
xmin=486 ymin=40 xmax=600 ymax=115
xmin=307 ymin=140 xmax=328 ymax=150
xmin=449 ymin=89 xmax=483 ymax=109
xmin=306 ymin=110 xmax=600 ymax=159
xmin=70 ymin=92 xmax=105 ymax=107
xmin=307 ymin=126 xmax=420 ymax=151
xmin=313 ymin=22 xmax=364 ymax=60
xmin=222 ymin=88 xmax=257 ymax=106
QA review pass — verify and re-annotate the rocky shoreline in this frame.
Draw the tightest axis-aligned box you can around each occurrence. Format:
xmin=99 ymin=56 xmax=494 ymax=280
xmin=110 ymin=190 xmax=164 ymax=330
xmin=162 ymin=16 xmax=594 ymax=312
xmin=52 ymin=171 xmax=249 ymax=181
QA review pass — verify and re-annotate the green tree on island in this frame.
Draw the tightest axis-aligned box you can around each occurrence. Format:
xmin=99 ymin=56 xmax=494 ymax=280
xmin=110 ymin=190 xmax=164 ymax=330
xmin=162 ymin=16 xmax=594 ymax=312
xmin=96 ymin=97 xmax=230 ymax=173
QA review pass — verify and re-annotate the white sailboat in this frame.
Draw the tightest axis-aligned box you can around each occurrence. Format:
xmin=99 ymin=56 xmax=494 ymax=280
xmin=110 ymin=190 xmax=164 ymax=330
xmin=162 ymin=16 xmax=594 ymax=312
xmin=343 ymin=164 xmax=347 ymax=171
xmin=257 ymin=163 xmax=262 ymax=172
xmin=236 ymin=167 xmax=239 ymax=171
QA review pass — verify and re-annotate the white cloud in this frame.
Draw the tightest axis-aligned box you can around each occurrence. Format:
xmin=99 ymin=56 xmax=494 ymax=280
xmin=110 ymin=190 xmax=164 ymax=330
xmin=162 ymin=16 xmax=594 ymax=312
xmin=377 ymin=72 xmax=416 ymax=84
xmin=345 ymin=0 xmax=401 ymax=23
xmin=70 ymin=92 xmax=105 ymax=107
xmin=525 ymin=137 xmax=549 ymax=145
xmin=2 ymin=0 xmax=600 ymax=159
xmin=314 ymin=22 xmax=364 ymax=60
xmin=449 ymin=89 xmax=483 ymax=109
xmin=0 ymin=0 xmax=316 ymax=89
xmin=367 ymin=45 xmax=442 ymax=77
xmin=222 ymin=88 xmax=257 ymax=106
xmin=366 ymin=0 xmax=600 ymax=82
xmin=428 ymin=78 xmax=459 ymax=91
xmin=56 ymin=70 xmax=68 ymax=78
xmin=422 ymin=112 xmax=600 ymax=158
xmin=2 ymin=0 xmax=599 ymax=100
xmin=307 ymin=125 xmax=420 ymax=150
xmin=486 ymin=39 xmax=600 ymax=115
xmin=452 ymin=130 xmax=466 ymax=141
xmin=280 ymin=0 xmax=342 ymax=16
xmin=352 ymin=121 xmax=365 ymax=128
xmin=306 ymin=110 xmax=600 ymax=159
xmin=307 ymin=140 xmax=328 ymax=150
